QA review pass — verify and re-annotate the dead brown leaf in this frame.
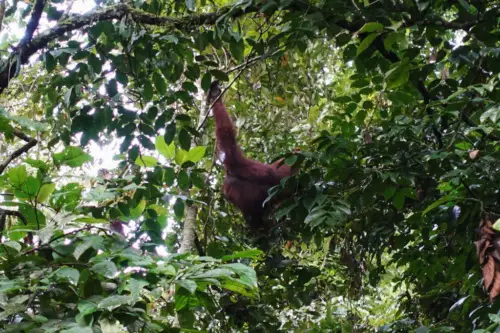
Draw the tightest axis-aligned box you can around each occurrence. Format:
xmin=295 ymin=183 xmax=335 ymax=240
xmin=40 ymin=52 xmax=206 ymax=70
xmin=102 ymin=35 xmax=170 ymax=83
xmin=476 ymin=219 xmax=500 ymax=302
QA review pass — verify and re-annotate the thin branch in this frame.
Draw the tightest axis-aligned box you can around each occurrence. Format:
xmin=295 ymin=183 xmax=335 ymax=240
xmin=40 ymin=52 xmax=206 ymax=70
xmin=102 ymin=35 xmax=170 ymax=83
xmin=226 ymin=48 xmax=284 ymax=73
xmin=0 ymin=136 xmax=38 ymax=175
xmin=196 ymin=67 xmax=248 ymax=132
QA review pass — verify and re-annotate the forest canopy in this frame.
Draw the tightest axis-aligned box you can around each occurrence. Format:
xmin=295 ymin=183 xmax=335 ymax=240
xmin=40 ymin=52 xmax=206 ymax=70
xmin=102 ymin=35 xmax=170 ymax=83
xmin=0 ymin=0 xmax=499 ymax=332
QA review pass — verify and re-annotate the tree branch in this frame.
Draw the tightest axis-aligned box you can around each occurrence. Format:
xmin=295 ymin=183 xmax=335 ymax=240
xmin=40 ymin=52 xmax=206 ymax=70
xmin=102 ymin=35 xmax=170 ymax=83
xmin=18 ymin=0 xmax=46 ymax=48
xmin=0 ymin=135 xmax=38 ymax=175
xmin=0 ymin=0 xmax=6 ymax=34
xmin=0 ymin=2 xmax=260 ymax=94
xmin=0 ymin=208 xmax=28 ymax=226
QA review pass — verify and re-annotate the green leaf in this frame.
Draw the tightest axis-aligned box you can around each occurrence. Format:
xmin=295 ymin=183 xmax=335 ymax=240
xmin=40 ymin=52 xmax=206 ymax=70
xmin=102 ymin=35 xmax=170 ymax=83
xmin=8 ymin=165 xmax=28 ymax=187
xmin=221 ymin=249 xmax=263 ymax=262
xmin=230 ymin=38 xmax=245 ymax=62
xmin=179 ymin=129 xmax=191 ymax=151
xmin=25 ymin=159 xmax=48 ymax=171
xmin=187 ymin=146 xmax=206 ymax=163
xmin=91 ymin=261 xmax=118 ymax=278
xmin=78 ymin=300 xmax=98 ymax=316
xmin=385 ymin=62 xmax=410 ymax=89
xmin=83 ymin=186 xmax=116 ymax=202
xmin=129 ymin=200 xmax=146 ymax=220
xmin=175 ymin=149 xmax=188 ymax=165
xmin=422 ymin=194 xmax=460 ymax=216
xmin=220 ymin=276 xmax=258 ymax=298
xmin=74 ymin=240 xmax=92 ymax=260
xmin=178 ymin=170 xmax=190 ymax=191
xmin=222 ymin=263 xmax=258 ymax=288
xmin=153 ymin=72 xmax=166 ymax=95
xmin=164 ymin=122 xmax=176 ymax=144
xmin=98 ymin=295 xmax=134 ymax=311
xmin=480 ymin=106 xmax=500 ymax=124
xmin=53 ymin=146 xmax=93 ymax=167
xmin=192 ymin=268 xmax=234 ymax=279
xmin=285 ymin=155 xmax=297 ymax=166
xmin=128 ymin=278 xmax=149 ymax=297
xmin=392 ymin=191 xmax=405 ymax=210
xmin=135 ymin=156 xmax=158 ymax=167
xmin=164 ymin=167 xmax=175 ymax=186
xmin=155 ymin=135 xmax=175 ymax=159
xmin=359 ymin=22 xmax=384 ymax=33
xmin=173 ymin=198 xmax=184 ymax=218
xmin=176 ymin=279 xmax=198 ymax=294
xmin=210 ymin=70 xmax=229 ymax=82
xmin=64 ymin=87 xmax=73 ymax=107
xmin=201 ymin=73 xmax=212 ymax=91
xmin=4 ymin=241 xmax=21 ymax=252
xmin=45 ymin=52 xmax=56 ymax=72
xmin=21 ymin=177 xmax=40 ymax=198
xmin=55 ymin=267 xmax=80 ymax=285
xmin=143 ymin=81 xmax=153 ymax=103
xmin=492 ymin=219 xmax=500 ymax=231
xmin=383 ymin=186 xmax=396 ymax=200
xmin=357 ymin=33 xmax=378 ymax=56
xmin=37 ymin=183 xmax=55 ymax=203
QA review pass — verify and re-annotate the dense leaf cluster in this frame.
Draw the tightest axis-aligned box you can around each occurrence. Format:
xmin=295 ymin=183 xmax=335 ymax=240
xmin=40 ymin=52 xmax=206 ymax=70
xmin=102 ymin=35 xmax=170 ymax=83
xmin=0 ymin=0 xmax=499 ymax=332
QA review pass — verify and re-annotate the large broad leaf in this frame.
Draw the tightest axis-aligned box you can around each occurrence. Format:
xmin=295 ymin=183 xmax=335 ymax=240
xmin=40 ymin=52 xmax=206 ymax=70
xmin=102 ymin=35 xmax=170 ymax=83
xmin=422 ymin=194 xmax=461 ymax=216
xmin=128 ymin=200 xmax=146 ymax=220
xmin=359 ymin=22 xmax=384 ymax=33
xmin=155 ymin=135 xmax=176 ymax=159
xmin=222 ymin=263 xmax=258 ymax=288
xmin=191 ymin=268 xmax=234 ymax=279
xmin=78 ymin=300 xmax=98 ymax=316
xmin=84 ymin=186 xmax=116 ymax=202
xmin=178 ymin=170 xmax=190 ymax=191
xmin=357 ymin=33 xmax=378 ymax=56
xmin=98 ymin=295 xmax=135 ymax=311
xmin=7 ymin=165 xmax=28 ymax=187
xmin=135 ymin=156 xmax=158 ymax=167
xmin=176 ymin=279 xmax=198 ymax=294
xmin=385 ymin=61 xmax=410 ymax=89
xmin=53 ymin=146 xmax=93 ymax=167
xmin=55 ymin=267 xmax=80 ymax=285
xmin=91 ymin=261 xmax=118 ymax=278
xmin=480 ymin=106 xmax=500 ymax=124
xmin=187 ymin=146 xmax=206 ymax=163
xmin=221 ymin=276 xmax=258 ymax=298
xmin=37 ymin=183 xmax=56 ymax=203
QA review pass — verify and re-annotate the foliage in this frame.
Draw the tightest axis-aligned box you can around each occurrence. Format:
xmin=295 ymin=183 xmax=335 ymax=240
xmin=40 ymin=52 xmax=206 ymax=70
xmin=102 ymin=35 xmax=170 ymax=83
xmin=0 ymin=0 xmax=499 ymax=332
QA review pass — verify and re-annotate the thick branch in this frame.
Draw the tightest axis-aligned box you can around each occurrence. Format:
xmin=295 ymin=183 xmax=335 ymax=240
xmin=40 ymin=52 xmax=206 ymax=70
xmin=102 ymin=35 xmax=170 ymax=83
xmin=179 ymin=204 xmax=198 ymax=254
xmin=0 ymin=0 xmax=6 ymax=34
xmin=0 ymin=136 xmax=38 ymax=175
xmin=18 ymin=0 xmax=46 ymax=48
xmin=0 ymin=208 xmax=28 ymax=225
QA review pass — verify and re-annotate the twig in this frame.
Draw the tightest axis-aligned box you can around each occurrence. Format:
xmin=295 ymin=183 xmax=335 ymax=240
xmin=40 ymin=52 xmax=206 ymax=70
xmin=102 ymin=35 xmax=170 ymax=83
xmin=21 ymin=225 xmax=106 ymax=255
xmin=196 ymin=67 xmax=248 ymax=132
xmin=0 ymin=136 xmax=38 ymax=175
xmin=226 ymin=48 xmax=283 ymax=73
